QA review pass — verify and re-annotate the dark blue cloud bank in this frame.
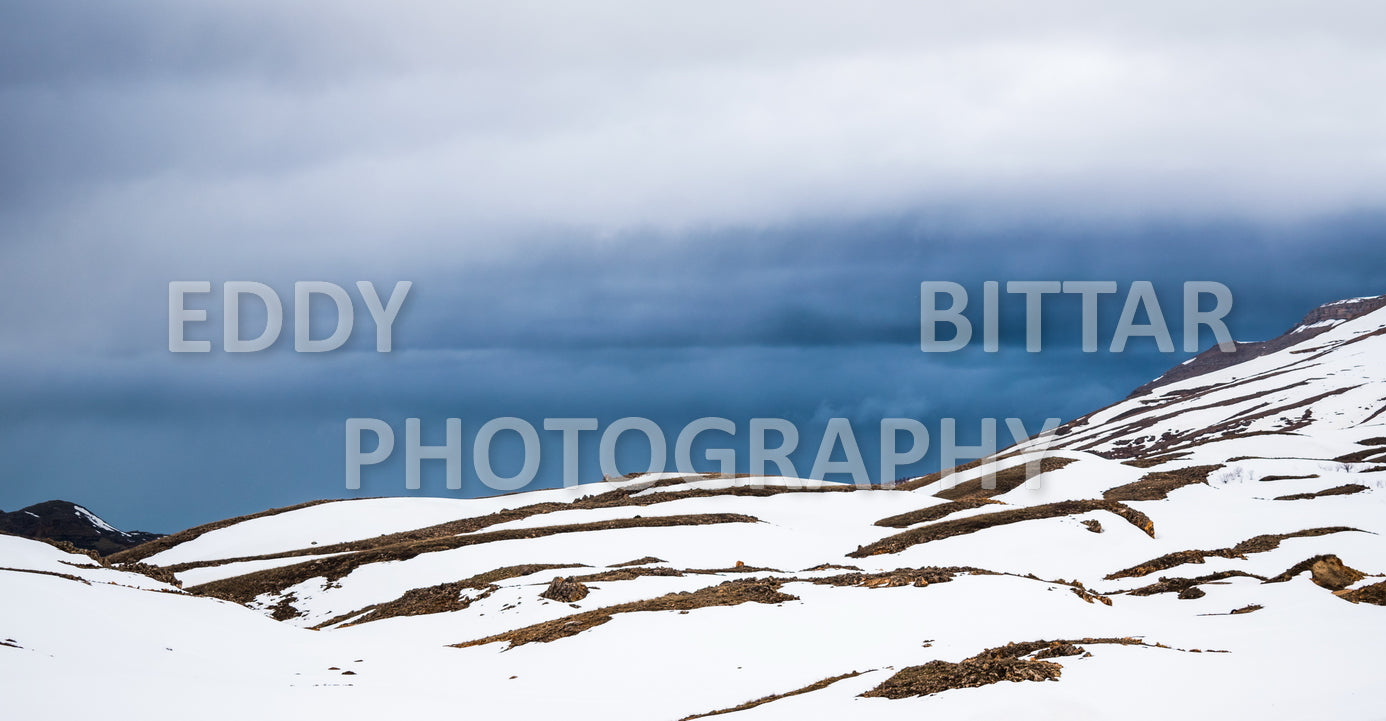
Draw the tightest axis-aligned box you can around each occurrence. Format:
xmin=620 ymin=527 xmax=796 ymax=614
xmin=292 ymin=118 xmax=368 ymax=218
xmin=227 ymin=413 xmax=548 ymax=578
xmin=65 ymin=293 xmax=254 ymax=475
xmin=2 ymin=2 xmax=1384 ymax=531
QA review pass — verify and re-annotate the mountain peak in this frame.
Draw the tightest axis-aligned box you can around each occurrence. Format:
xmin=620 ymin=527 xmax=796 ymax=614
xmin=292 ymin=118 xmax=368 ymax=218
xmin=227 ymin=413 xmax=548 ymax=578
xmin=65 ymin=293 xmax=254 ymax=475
xmin=0 ymin=500 xmax=162 ymax=555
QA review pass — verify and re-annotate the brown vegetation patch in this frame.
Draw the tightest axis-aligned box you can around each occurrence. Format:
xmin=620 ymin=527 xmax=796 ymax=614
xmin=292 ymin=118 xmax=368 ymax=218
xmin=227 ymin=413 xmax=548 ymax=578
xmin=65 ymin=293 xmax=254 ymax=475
xmin=860 ymin=638 xmax=1147 ymax=699
xmin=1121 ymin=571 xmax=1264 ymax=596
xmin=1259 ymin=474 xmax=1317 ymax=482
xmin=933 ymin=457 xmax=1078 ymax=501
xmin=808 ymin=567 xmax=982 ymax=589
xmin=873 ymin=499 xmax=1004 ymax=529
xmin=570 ymin=566 xmax=684 ymax=582
xmin=1334 ymin=448 xmax=1386 ymax=463
xmin=679 ymin=671 xmax=867 ymax=720
xmin=848 ymin=500 xmax=1155 ymax=558
xmin=686 ymin=564 xmax=782 ymax=575
xmin=1274 ymin=484 xmax=1369 ymax=501
xmin=1103 ymin=465 xmax=1222 ymax=502
xmin=112 ymin=561 xmax=183 ymax=588
xmin=1121 ymin=452 xmax=1193 ymax=468
xmin=1104 ymin=527 xmax=1361 ymax=580
xmin=1234 ymin=527 xmax=1363 ymax=554
xmin=609 ymin=556 xmax=665 ymax=567
xmin=450 ymin=578 xmax=799 ymax=650
xmin=1340 ymin=581 xmax=1386 ymax=605
xmin=188 ymin=513 xmax=758 ymax=605
xmin=268 ymin=593 xmax=302 ymax=621
xmin=801 ymin=563 xmax=862 ymax=572
xmin=314 ymin=563 xmax=575 ymax=628
xmin=1082 ymin=519 xmax=1104 ymax=533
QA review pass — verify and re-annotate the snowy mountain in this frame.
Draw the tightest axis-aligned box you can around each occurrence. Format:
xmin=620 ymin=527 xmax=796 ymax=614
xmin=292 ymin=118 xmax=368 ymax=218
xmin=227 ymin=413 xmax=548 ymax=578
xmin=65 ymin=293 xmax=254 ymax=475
xmin=3 ymin=295 xmax=1385 ymax=720
xmin=0 ymin=500 xmax=162 ymax=555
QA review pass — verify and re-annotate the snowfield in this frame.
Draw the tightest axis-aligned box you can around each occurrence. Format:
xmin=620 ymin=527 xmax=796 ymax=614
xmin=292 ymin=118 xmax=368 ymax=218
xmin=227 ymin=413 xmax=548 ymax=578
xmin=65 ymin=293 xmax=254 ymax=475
xmin=4 ymin=296 xmax=1386 ymax=720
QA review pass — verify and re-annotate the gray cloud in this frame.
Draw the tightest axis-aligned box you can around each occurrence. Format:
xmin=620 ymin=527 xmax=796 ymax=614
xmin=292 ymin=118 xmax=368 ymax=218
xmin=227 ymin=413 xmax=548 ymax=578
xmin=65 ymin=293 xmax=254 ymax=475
xmin=3 ymin=2 xmax=1386 ymax=530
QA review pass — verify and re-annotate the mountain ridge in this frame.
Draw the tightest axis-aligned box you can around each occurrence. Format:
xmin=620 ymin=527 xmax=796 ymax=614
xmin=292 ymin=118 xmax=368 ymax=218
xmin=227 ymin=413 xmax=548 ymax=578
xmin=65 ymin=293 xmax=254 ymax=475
xmin=0 ymin=499 xmax=163 ymax=555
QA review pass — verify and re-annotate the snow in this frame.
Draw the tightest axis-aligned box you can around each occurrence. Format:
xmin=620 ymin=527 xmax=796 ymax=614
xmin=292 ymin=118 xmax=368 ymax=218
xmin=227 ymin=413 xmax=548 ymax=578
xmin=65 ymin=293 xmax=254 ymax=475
xmin=0 ymin=535 xmax=177 ymax=591
xmin=72 ymin=504 xmax=119 ymax=534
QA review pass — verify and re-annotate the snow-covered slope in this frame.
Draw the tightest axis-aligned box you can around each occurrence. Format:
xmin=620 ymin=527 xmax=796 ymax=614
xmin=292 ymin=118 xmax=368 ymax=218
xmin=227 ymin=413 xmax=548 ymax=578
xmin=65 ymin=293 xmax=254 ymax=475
xmin=4 ymin=296 xmax=1386 ymax=720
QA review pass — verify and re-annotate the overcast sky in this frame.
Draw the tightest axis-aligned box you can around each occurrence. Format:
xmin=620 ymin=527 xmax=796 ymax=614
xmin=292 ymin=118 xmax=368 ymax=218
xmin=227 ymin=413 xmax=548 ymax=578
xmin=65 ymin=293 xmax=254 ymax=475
xmin=2 ymin=2 xmax=1385 ymax=532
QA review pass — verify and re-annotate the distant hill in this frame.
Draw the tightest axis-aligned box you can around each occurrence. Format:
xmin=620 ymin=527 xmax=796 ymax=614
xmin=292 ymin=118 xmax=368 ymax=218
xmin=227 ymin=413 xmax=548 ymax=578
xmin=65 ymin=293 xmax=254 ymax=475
xmin=0 ymin=500 xmax=162 ymax=555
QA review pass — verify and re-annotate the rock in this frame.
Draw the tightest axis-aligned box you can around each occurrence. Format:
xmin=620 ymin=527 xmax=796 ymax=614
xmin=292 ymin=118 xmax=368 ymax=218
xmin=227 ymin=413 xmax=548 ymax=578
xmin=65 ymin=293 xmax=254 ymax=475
xmin=539 ymin=577 xmax=590 ymax=603
xmin=1309 ymin=556 xmax=1365 ymax=591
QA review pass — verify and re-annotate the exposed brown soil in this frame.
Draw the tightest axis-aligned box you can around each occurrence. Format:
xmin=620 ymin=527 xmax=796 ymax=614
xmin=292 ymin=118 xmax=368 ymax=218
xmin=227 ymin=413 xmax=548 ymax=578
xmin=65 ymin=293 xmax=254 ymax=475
xmin=801 ymin=563 xmax=862 ymax=572
xmin=679 ymin=672 xmax=867 ymax=720
xmin=1259 ymin=474 xmax=1317 ymax=482
xmin=1103 ymin=465 xmax=1223 ymax=502
xmin=807 ymin=567 xmax=984 ymax=589
xmin=932 ymin=457 xmax=1078 ymax=501
xmin=188 ymin=513 xmax=758 ymax=605
xmin=1274 ymin=484 xmax=1369 ymax=501
xmin=687 ymin=564 xmax=783 ymax=575
xmin=873 ymin=499 xmax=1003 ymax=529
xmin=1230 ymin=604 xmax=1263 ymax=614
xmin=1121 ymin=452 xmax=1193 ymax=468
xmin=1081 ymin=519 xmax=1104 ymax=533
xmin=860 ymin=638 xmax=1147 ymax=699
xmin=451 ymin=578 xmax=799 ymax=650
xmin=314 ymin=563 xmax=574 ymax=628
xmin=1104 ymin=527 xmax=1362 ymax=580
xmin=864 ymin=656 xmax=1062 ymax=699
xmin=848 ymin=500 xmax=1155 ymax=558
xmin=1177 ymin=586 xmax=1206 ymax=599
xmin=570 ymin=566 xmax=685 ymax=582
xmin=112 ymin=561 xmax=183 ymax=588
xmin=539 ymin=576 xmax=590 ymax=603
xmin=1335 ymin=448 xmax=1386 ymax=464
xmin=609 ymin=556 xmax=665 ymax=567
xmin=268 ymin=593 xmax=302 ymax=621
xmin=1341 ymin=581 xmax=1386 ymax=605
xmin=1121 ymin=571 xmax=1265 ymax=596
xmin=1266 ymin=555 xmax=1366 ymax=590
